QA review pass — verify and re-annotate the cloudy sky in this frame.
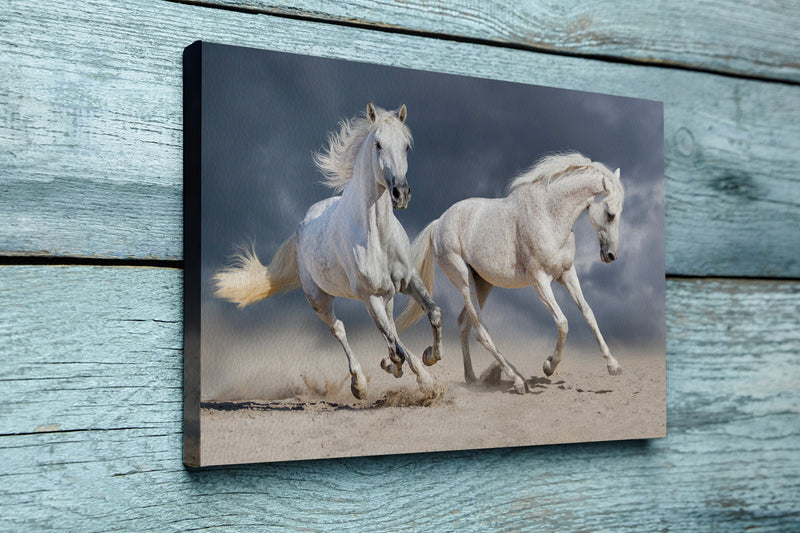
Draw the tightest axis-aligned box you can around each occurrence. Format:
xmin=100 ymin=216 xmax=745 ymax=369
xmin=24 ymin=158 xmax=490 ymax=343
xmin=198 ymin=42 xmax=664 ymax=373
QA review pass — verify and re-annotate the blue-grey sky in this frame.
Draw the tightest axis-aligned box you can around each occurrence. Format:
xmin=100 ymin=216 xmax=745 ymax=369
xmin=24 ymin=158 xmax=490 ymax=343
xmin=199 ymin=42 xmax=664 ymax=358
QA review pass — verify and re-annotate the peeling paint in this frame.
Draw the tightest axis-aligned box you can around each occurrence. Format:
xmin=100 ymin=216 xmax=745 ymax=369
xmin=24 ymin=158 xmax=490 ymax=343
xmin=33 ymin=423 xmax=62 ymax=433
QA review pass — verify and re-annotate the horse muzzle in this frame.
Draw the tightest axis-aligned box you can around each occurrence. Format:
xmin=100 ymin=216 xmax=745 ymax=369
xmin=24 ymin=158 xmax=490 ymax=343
xmin=385 ymin=168 xmax=411 ymax=209
xmin=390 ymin=183 xmax=411 ymax=209
xmin=600 ymin=249 xmax=617 ymax=263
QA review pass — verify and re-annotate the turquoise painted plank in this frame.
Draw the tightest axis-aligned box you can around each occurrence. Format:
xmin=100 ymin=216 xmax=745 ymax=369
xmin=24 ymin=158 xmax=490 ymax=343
xmin=3 ymin=430 xmax=797 ymax=531
xmin=1 ymin=1 xmax=800 ymax=276
xmin=0 ymin=266 xmax=182 ymax=435
xmin=1 ymin=266 xmax=798 ymax=529
xmin=197 ymin=0 xmax=800 ymax=82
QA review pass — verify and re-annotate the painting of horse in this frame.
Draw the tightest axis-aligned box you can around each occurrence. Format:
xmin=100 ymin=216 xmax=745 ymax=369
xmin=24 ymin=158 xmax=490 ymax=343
xmin=213 ymin=103 xmax=443 ymax=400
xmin=398 ymin=153 xmax=624 ymax=394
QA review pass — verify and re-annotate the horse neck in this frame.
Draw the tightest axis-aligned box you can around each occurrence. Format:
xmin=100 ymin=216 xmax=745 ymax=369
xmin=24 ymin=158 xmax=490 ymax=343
xmin=519 ymin=170 xmax=603 ymax=233
xmin=339 ymin=141 xmax=393 ymax=232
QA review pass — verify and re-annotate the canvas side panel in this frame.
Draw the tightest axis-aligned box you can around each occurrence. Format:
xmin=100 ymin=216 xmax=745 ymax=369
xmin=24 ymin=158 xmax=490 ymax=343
xmin=183 ymin=40 xmax=203 ymax=468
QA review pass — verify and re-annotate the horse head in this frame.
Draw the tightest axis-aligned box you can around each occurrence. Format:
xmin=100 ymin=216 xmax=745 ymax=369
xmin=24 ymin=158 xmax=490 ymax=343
xmin=366 ymin=102 xmax=412 ymax=209
xmin=588 ymin=167 xmax=624 ymax=263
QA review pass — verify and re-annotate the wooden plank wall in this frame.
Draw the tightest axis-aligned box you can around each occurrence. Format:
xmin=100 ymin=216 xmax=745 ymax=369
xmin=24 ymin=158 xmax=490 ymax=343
xmin=2 ymin=1 xmax=798 ymax=530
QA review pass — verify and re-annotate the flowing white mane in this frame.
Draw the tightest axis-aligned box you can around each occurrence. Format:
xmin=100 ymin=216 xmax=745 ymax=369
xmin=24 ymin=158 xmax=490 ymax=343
xmin=313 ymin=106 xmax=412 ymax=192
xmin=507 ymin=152 xmax=623 ymax=203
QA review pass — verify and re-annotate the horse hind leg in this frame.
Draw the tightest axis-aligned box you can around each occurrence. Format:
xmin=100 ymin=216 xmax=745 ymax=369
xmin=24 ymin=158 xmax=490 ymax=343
xmin=333 ymin=318 xmax=369 ymax=399
xmin=468 ymin=298 xmax=527 ymax=394
xmin=303 ymin=284 xmax=367 ymax=400
xmin=470 ymin=272 xmax=506 ymax=384
xmin=441 ymin=256 xmax=527 ymax=394
xmin=458 ymin=271 xmax=494 ymax=384
xmin=457 ymin=307 xmax=478 ymax=383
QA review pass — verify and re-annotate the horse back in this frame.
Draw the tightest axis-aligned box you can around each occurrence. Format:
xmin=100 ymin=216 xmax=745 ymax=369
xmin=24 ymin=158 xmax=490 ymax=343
xmin=434 ymin=195 xmax=556 ymax=288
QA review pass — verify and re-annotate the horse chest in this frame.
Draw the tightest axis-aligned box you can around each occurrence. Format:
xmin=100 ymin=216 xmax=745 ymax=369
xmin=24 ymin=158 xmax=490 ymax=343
xmin=512 ymin=228 xmax=573 ymax=281
xmin=533 ymin=235 xmax=575 ymax=280
xmin=351 ymin=241 xmax=403 ymax=297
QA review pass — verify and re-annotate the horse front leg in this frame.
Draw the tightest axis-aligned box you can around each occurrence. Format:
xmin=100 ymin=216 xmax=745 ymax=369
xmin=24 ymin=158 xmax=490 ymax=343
xmin=559 ymin=267 xmax=622 ymax=375
xmin=531 ymin=273 xmax=569 ymax=377
xmin=378 ymin=297 xmax=403 ymax=378
xmin=402 ymin=274 xmax=443 ymax=366
xmin=367 ymin=295 xmax=432 ymax=387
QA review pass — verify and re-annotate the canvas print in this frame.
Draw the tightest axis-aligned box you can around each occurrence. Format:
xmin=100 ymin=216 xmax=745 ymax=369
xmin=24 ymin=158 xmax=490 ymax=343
xmin=183 ymin=41 xmax=665 ymax=467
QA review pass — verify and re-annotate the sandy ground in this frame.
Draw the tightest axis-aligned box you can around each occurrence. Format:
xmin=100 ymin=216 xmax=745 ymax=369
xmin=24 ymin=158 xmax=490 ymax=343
xmin=199 ymin=340 xmax=665 ymax=466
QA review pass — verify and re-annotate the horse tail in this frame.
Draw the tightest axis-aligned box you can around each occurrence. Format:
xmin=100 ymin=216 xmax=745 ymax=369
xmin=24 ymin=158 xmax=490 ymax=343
xmin=396 ymin=220 xmax=438 ymax=332
xmin=213 ymin=233 xmax=300 ymax=308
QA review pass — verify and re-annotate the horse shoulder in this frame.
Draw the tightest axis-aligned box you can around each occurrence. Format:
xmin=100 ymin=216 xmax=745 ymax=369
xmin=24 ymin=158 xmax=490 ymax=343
xmin=383 ymin=216 xmax=416 ymax=284
xmin=556 ymin=232 xmax=577 ymax=275
xmin=383 ymin=215 xmax=412 ymax=259
xmin=355 ymin=215 xmax=411 ymax=294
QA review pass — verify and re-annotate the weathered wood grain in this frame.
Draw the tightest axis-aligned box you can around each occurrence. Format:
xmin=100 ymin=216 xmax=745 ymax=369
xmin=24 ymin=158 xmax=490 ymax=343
xmin=1 ymin=0 xmax=800 ymax=276
xmin=0 ymin=266 xmax=183 ymax=436
xmin=191 ymin=0 xmax=800 ymax=82
xmin=2 ymin=266 xmax=798 ymax=530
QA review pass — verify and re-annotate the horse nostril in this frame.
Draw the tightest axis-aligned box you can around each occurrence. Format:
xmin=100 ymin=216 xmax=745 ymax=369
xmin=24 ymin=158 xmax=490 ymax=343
xmin=607 ymin=252 xmax=616 ymax=261
xmin=392 ymin=187 xmax=400 ymax=199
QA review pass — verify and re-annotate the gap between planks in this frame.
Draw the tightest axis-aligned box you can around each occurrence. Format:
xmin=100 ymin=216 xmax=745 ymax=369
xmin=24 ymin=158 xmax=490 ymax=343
xmin=0 ymin=256 xmax=183 ymax=269
xmin=165 ymin=0 xmax=800 ymax=86
xmin=2 ymin=258 xmax=798 ymax=283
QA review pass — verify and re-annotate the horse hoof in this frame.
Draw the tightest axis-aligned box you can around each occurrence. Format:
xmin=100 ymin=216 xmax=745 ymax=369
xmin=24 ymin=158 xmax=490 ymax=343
xmin=381 ymin=357 xmax=403 ymax=378
xmin=422 ymin=346 xmax=440 ymax=366
xmin=512 ymin=378 xmax=528 ymax=395
xmin=543 ymin=358 xmax=556 ymax=377
xmin=417 ymin=372 xmax=433 ymax=388
xmin=607 ymin=364 xmax=622 ymax=376
xmin=351 ymin=376 xmax=367 ymax=400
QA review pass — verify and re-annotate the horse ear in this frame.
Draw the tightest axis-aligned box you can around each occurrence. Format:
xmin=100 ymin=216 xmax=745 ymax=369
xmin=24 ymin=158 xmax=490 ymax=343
xmin=614 ymin=168 xmax=620 ymax=178
xmin=366 ymin=102 xmax=377 ymax=123
xmin=397 ymin=104 xmax=407 ymax=123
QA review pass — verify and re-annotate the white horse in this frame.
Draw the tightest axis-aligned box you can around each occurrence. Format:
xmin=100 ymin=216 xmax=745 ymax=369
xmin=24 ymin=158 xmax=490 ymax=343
xmin=398 ymin=153 xmax=624 ymax=394
xmin=214 ymin=103 xmax=443 ymax=400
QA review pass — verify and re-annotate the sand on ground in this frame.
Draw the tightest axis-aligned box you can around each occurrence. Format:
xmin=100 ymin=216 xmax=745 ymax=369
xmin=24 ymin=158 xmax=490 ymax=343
xmin=199 ymin=339 xmax=665 ymax=466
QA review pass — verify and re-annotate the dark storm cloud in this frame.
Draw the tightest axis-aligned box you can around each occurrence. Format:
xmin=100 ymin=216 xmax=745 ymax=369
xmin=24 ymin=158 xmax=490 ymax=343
xmin=199 ymin=43 xmax=665 ymax=351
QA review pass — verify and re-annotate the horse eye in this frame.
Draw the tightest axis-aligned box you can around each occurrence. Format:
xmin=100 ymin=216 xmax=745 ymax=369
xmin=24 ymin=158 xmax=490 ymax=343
xmin=405 ymin=144 xmax=410 ymax=152
xmin=607 ymin=212 xmax=616 ymax=222
xmin=375 ymin=141 xmax=382 ymax=150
